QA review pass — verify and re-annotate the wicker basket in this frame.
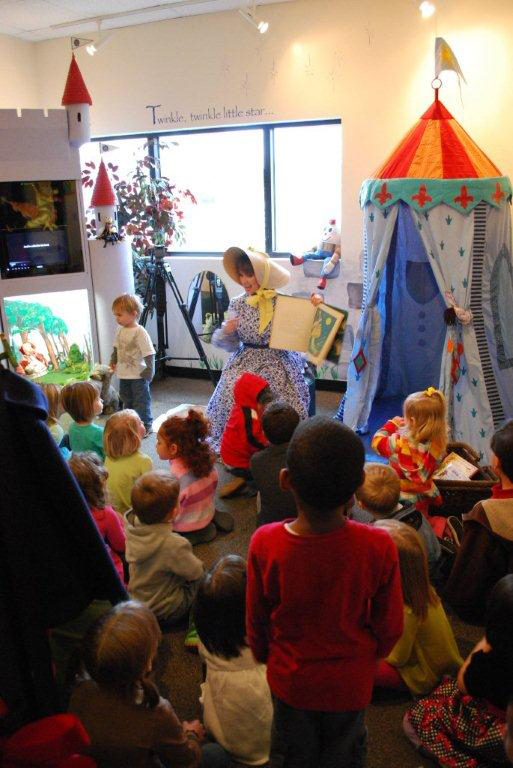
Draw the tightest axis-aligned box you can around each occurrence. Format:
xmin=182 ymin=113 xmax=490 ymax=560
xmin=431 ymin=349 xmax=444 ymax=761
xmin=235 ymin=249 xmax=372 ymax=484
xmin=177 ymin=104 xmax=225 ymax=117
xmin=433 ymin=441 xmax=499 ymax=518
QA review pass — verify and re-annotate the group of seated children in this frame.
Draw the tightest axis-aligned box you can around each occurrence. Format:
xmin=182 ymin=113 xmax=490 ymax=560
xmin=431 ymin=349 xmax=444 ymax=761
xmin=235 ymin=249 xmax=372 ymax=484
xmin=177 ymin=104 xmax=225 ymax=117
xmin=63 ymin=409 xmax=513 ymax=768
xmin=37 ymin=343 xmax=513 ymax=768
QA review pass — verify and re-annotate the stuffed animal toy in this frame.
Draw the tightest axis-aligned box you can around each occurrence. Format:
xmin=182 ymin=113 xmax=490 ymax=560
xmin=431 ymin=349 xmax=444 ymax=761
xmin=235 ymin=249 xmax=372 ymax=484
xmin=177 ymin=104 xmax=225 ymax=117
xmin=89 ymin=364 xmax=120 ymax=414
xmin=16 ymin=342 xmax=49 ymax=377
xmin=290 ymin=219 xmax=341 ymax=290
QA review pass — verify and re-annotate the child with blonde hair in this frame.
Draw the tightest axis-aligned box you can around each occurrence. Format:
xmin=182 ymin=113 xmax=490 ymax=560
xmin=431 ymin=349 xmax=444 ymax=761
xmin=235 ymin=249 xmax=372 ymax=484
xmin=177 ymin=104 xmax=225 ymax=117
xmin=61 ymin=380 xmax=104 ymax=459
xmin=157 ymin=410 xmax=232 ymax=544
xmin=104 ymin=409 xmax=153 ymax=516
xmin=68 ymin=601 xmax=229 ymax=767
xmin=372 ymin=387 xmax=447 ymax=515
xmin=39 ymin=382 xmax=64 ymax=445
xmin=111 ymin=293 xmax=155 ymax=434
xmin=373 ymin=519 xmax=462 ymax=695
xmin=68 ymin=452 xmax=126 ymax=582
xmin=355 ymin=463 xmax=441 ymax=576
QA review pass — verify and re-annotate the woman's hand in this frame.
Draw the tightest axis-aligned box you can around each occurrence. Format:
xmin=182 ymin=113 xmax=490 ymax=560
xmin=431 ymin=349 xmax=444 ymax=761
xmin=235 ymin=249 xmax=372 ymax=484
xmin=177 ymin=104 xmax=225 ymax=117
xmin=310 ymin=293 xmax=323 ymax=307
xmin=223 ymin=317 xmax=239 ymax=335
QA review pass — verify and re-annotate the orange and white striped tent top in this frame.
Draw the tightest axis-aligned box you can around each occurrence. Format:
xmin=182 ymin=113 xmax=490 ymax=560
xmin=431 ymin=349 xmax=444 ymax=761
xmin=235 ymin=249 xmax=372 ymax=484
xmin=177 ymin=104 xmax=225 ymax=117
xmin=371 ymin=96 xmax=501 ymax=180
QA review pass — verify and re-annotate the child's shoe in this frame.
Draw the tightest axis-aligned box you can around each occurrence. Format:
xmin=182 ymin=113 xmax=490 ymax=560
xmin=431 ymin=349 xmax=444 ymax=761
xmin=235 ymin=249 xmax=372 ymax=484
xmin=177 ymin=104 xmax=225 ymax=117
xmin=185 ymin=616 xmax=199 ymax=650
xmin=214 ymin=508 xmax=235 ymax=532
xmin=446 ymin=516 xmax=463 ymax=548
xmin=218 ymin=476 xmax=247 ymax=498
xmin=317 ymin=276 xmax=327 ymax=290
xmin=290 ymin=254 xmax=304 ymax=267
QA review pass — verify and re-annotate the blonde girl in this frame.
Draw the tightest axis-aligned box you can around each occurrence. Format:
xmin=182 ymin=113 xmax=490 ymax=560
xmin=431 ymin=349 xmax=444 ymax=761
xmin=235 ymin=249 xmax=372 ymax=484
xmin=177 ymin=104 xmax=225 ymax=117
xmin=39 ymin=382 xmax=64 ymax=445
xmin=104 ymin=409 xmax=153 ymax=516
xmin=373 ymin=520 xmax=462 ymax=695
xmin=156 ymin=410 xmax=226 ymax=544
xmin=68 ymin=601 xmax=229 ymax=767
xmin=372 ymin=387 xmax=447 ymax=514
xmin=61 ymin=381 xmax=104 ymax=459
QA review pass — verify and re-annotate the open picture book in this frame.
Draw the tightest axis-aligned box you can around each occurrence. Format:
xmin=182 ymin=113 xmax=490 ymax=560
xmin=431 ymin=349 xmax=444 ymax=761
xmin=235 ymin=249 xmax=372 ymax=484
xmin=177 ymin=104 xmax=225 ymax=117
xmin=433 ymin=451 xmax=479 ymax=482
xmin=269 ymin=295 xmax=348 ymax=366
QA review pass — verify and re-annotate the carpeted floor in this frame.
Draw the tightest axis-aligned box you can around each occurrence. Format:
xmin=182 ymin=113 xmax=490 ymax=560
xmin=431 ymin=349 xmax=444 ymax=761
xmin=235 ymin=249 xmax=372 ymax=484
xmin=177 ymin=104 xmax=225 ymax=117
xmin=144 ymin=375 xmax=482 ymax=768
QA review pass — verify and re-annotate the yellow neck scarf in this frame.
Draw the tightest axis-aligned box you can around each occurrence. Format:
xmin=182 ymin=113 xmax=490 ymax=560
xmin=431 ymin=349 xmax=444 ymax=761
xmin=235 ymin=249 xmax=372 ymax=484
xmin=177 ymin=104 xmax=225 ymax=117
xmin=245 ymin=252 xmax=276 ymax=334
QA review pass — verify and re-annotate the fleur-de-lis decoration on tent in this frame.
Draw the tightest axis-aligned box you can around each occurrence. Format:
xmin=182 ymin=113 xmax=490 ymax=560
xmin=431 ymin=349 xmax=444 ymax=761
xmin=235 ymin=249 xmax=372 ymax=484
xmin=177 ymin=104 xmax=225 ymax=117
xmin=446 ymin=215 xmax=453 ymax=225
xmin=471 ymin=408 xmax=477 ymax=417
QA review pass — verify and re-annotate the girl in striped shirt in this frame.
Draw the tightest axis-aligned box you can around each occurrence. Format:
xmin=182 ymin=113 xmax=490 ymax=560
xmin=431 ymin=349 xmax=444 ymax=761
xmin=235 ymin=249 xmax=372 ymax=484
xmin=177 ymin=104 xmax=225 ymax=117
xmin=157 ymin=410 xmax=225 ymax=544
xmin=372 ymin=387 xmax=447 ymax=520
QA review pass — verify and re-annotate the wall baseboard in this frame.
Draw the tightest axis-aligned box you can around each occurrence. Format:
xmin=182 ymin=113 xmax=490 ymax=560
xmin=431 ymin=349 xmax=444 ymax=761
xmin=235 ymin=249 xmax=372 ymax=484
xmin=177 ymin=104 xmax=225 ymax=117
xmin=162 ymin=365 xmax=346 ymax=392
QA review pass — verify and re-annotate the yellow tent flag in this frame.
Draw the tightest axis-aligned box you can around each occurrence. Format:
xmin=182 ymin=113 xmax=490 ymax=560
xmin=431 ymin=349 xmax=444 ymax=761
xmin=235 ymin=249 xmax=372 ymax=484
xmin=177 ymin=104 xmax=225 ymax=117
xmin=435 ymin=37 xmax=467 ymax=83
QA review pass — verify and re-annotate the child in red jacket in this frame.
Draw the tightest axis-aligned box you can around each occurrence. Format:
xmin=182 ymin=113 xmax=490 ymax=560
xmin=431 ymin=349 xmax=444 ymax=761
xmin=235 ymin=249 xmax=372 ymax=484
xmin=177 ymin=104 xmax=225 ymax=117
xmin=247 ymin=416 xmax=404 ymax=767
xmin=219 ymin=372 xmax=274 ymax=498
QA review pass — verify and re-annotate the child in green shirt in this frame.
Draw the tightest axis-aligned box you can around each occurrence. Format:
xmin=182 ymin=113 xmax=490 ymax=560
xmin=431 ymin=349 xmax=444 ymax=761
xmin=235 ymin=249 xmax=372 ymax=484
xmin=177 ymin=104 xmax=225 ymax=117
xmin=104 ymin=409 xmax=153 ymax=516
xmin=61 ymin=381 xmax=105 ymax=460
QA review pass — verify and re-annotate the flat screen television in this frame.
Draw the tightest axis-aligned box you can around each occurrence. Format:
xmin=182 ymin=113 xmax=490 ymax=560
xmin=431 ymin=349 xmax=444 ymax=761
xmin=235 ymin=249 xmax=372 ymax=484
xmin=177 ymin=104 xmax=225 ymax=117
xmin=0 ymin=180 xmax=84 ymax=278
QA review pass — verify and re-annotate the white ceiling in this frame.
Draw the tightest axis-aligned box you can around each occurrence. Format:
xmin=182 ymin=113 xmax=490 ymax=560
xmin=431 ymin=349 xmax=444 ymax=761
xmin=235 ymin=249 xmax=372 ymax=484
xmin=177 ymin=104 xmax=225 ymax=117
xmin=0 ymin=0 xmax=295 ymax=41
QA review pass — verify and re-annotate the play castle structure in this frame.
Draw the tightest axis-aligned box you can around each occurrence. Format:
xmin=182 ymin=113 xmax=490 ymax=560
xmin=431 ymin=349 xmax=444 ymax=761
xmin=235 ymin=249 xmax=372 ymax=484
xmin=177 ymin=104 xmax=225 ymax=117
xmin=0 ymin=54 xmax=133 ymax=381
xmin=341 ymin=89 xmax=513 ymax=460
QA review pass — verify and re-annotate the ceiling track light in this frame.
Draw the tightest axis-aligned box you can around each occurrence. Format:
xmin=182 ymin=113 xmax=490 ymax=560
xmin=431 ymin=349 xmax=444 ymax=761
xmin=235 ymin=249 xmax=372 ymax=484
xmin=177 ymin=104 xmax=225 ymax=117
xmin=239 ymin=6 xmax=269 ymax=34
xmin=419 ymin=1 xmax=436 ymax=18
xmin=86 ymin=21 xmax=113 ymax=55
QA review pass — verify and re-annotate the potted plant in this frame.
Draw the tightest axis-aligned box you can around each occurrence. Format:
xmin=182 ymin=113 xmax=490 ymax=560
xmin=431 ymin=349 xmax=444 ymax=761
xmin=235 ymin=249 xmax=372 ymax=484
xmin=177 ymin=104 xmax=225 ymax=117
xmin=82 ymin=143 xmax=196 ymax=291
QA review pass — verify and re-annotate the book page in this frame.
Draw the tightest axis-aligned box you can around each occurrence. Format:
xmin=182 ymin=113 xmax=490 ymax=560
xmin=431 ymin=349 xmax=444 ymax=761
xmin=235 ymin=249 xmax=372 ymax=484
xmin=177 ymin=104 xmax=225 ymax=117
xmin=307 ymin=305 xmax=346 ymax=366
xmin=269 ymin=295 xmax=316 ymax=353
xmin=433 ymin=451 xmax=479 ymax=481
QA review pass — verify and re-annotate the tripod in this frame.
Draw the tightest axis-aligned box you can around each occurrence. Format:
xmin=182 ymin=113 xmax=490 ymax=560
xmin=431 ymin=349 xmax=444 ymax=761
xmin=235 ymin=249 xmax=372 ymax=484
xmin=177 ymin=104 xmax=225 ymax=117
xmin=139 ymin=249 xmax=216 ymax=385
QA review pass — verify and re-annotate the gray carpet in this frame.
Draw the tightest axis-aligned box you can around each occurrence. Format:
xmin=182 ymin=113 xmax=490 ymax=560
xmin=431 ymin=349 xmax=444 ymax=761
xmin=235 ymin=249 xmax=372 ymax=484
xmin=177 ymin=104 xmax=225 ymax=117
xmin=144 ymin=376 xmax=482 ymax=768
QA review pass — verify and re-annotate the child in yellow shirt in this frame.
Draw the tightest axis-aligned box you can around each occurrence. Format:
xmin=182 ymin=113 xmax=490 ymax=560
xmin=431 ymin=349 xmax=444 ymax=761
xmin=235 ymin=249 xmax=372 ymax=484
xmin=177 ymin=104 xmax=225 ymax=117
xmin=373 ymin=519 xmax=462 ymax=695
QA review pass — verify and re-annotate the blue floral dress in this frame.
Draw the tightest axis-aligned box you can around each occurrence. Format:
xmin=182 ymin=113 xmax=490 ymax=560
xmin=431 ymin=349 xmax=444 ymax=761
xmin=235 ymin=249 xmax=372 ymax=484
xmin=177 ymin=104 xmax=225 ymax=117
xmin=206 ymin=294 xmax=310 ymax=451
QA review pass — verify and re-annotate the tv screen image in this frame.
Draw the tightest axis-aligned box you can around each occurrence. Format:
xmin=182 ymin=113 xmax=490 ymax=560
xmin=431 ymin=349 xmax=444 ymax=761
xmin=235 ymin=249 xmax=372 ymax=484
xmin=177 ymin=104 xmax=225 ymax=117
xmin=3 ymin=289 xmax=93 ymax=384
xmin=0 ymin=180 xmax=84 ymax=278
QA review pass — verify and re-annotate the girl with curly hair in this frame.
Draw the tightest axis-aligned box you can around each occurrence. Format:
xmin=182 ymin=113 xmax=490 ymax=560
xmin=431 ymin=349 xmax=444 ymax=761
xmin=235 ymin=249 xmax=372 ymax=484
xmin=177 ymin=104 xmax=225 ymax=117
xmin=156 ymin=410 xmax=232 ymax=544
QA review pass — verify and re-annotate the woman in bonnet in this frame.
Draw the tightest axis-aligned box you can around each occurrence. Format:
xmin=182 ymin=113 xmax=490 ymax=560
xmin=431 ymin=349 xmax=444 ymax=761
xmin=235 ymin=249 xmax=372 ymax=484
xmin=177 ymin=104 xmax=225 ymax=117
xmin=206 ymin=247 xmax=316 ymax=451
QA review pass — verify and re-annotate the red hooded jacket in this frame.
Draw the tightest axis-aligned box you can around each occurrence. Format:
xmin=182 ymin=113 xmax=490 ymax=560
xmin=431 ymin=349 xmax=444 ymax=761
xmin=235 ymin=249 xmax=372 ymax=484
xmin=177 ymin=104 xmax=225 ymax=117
xmin=220 ymin=373 xmax=269 ymax=469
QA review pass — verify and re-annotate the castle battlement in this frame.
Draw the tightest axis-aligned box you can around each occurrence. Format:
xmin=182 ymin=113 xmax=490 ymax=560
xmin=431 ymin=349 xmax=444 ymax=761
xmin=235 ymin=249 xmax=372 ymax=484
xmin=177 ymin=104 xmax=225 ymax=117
xmin=0 ymin=107 xmax=81 ymax=183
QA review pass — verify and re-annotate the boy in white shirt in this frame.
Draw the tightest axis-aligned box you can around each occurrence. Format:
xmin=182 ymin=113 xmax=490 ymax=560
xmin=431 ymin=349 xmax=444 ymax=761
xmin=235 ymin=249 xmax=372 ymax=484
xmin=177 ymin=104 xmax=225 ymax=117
xmin=111 ymin=294 xmax=155 ymax=434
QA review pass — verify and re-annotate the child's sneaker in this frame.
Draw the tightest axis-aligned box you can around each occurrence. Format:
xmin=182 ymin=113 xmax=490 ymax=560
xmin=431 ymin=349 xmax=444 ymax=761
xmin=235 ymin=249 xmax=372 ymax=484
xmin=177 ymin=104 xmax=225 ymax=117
xmin=219 ymin=476 xmax=246 ymax=498
xmin=214 ymin=508 xmax=235 ymax=532
xmin=446 ymin=516 xmax=463 ymax=548
xmin=185 ymin=616 xmax=199 ymax=650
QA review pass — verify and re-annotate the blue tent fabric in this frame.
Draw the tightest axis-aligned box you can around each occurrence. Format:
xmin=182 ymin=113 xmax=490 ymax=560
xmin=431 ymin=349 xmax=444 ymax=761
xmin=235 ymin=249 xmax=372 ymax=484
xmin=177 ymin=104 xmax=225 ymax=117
xmin=377 ymin=203 xmax=446 ymax=399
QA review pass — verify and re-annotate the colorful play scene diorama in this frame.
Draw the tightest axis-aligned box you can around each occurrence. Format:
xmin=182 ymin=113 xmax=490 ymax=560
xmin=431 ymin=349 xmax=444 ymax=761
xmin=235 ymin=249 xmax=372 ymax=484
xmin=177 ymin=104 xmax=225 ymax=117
xmin=341 ymin=90 xmax=513 ymax=462
xmin=3 ymin=289 xmax=93 ymax=384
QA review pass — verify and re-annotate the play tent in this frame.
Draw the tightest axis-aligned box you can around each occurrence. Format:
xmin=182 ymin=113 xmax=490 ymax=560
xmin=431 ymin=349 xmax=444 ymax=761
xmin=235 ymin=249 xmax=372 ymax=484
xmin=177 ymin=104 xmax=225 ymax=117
xmin=341 ymin=92 xmax=513 ymax=461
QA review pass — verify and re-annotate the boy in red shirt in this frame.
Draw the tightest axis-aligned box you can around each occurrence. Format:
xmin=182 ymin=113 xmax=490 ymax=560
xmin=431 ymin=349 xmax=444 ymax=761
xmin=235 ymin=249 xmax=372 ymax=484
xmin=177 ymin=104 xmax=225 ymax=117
xmin=219 ymin=372 xmax=273 ymax=498
xmin=246 ymin=416 xmax=404 ymax=767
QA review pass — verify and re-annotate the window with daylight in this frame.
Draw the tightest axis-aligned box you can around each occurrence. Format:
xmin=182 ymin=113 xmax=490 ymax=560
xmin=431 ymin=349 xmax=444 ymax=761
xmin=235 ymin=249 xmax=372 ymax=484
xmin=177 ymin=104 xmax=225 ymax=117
xmin=81 ymin=120 xmax=341 ymax=256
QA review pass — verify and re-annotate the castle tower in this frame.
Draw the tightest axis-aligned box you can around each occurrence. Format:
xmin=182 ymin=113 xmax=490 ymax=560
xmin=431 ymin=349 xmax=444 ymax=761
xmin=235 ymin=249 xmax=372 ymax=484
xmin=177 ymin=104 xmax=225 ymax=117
xmin=90 ymin=159 xmax=117 ymax=229
xmin=61 ymin=54 xmax=92 ymax=148
xmin=88 ymin=162 xmax=135 ymax=365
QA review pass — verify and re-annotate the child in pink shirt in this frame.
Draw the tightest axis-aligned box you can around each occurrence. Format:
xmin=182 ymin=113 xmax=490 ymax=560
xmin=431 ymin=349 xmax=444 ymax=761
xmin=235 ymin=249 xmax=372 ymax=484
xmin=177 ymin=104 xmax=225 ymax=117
xmin=69 ymin=452 xmax=126 ymax=583
xmin=157 ymin=409 xmax=231 ymax=544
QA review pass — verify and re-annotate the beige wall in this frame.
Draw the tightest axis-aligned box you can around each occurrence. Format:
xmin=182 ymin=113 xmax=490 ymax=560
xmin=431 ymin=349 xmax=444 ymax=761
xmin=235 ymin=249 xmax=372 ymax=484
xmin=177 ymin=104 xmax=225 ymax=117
xmin=4 ymin=0 xmax=513 ymax=259
xmin=0 ymin=34 xmax=39 ymax=108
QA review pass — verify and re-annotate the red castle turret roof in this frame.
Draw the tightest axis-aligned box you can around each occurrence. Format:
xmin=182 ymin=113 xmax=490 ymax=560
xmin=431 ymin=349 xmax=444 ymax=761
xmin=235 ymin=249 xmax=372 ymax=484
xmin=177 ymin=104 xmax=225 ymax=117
xmin=61 ymin=54 xmax=92 ymax=106
xmin=371 ymin=94 xmax=501 ymax=180
xmin=90 ymin=160 xmax=116 ymax=207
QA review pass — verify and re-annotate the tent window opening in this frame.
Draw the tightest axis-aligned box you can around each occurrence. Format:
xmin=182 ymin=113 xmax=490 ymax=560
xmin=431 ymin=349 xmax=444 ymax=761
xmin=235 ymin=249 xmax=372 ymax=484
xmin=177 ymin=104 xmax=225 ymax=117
xmin=491 ymin=244 xmax=513 ymax=370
